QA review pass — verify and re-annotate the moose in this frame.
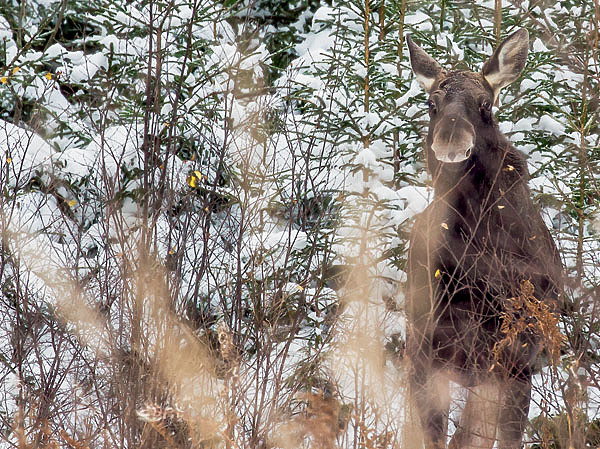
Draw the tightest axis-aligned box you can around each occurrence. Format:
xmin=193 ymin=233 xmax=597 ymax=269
xmin=405 ymin=30 xmax=563 ymax=449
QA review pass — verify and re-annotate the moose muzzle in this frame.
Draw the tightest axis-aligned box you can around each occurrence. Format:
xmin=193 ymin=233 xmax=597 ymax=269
xmin=430 ymin=114 xmax=475 ymax=163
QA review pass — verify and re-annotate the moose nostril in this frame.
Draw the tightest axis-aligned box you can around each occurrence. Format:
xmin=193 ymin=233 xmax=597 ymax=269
xmin=448 ymin=152 xmax=456 ymax=161
xmin=465 ymin=148 xmax=472 ymax=158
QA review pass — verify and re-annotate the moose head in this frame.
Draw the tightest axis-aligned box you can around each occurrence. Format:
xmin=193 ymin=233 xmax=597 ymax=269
xmin=406 ymin=29 xmax=529 ymax=165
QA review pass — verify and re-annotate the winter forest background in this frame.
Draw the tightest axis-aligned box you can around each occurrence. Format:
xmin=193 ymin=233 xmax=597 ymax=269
xmin=0 ymin=0 xmax=599 ymax=447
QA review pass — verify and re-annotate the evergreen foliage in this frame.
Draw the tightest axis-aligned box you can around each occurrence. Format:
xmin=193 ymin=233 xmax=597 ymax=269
xmin=0 ymin=0 xmax=599 ymax=447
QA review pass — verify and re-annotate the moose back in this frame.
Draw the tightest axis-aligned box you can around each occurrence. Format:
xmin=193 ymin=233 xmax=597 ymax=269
xmin=405 ymin=30 xmax=563 ymax=449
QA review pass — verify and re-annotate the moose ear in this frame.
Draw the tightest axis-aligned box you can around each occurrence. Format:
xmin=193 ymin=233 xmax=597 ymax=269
xmin=482 ymin=29 xmax=529 ymax=101
xmin=406 ymin=34 xmax=443 ymax=92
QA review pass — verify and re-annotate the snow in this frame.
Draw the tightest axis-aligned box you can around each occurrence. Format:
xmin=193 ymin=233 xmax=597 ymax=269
xmin=536 ymin=115 xmax=566 ymax=136
xmin=397 ymin=80 xmax=423 ymax=105
xmin=405 ymin=11 xmax=431 ymax=25
xmin=83 ymin=124 xmax=143 ymax=177
xmin=33 ymin=0 xmax=62 ymax=6
xmin=70 ymin=53 xmax=109 ymax=83
xmin=436 ymin=33 xmax=464 ymax=59
xmin=520 ymin=78 xmax=540 ymax=91
xmin=397 ymin=185 xmax=431 ymax=216
xmin=513 ymin=116 xmax=537 ymax=132
xmin=405 ymin=104 xmax=420 ymax=118
xmin=0 ymin=2 xmax=598 ymax=447
xmin=354 ymin=147 xmax=377 ymax=168
xmin=294 ymin=29 xmax=334 ymax=62
xmin=0 ymin=120 xmax=54 ymax=182
xmin=312 ymin=5 xmax=336 ymax=30
xmin=499 ymin=121 xmax=513 ymax=134
xmin=553 ymin=69 xmax=584 ymax=88
xmin=533 ymin=38 xmax=550 ymax=53
xmin=0 ymin=16 xmax=11 ymax=42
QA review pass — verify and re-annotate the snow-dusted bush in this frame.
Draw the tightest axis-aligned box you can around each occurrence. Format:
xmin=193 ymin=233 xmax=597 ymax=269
xmin=0 ymin=0 xmax=599 ymax=448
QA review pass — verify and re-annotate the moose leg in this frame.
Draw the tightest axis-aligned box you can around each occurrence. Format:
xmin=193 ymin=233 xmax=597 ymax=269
xmin=497 ymin=376 xmax=532 ymax=449
xmin=410 ymin=368 xmax=450 ymax=449
xmin=449 ymin=381 xmax=502 ymax=449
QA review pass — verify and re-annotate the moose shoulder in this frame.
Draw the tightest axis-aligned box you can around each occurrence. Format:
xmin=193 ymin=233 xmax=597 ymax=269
xmin=405 ymin=30 xmax=563 ymax=449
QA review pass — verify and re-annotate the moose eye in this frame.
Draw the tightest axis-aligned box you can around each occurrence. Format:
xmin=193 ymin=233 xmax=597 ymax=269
xmin=427 ymin=99 xmax=437 ymax=115
xmin=479 ymin=98 xmax=493 ymax=122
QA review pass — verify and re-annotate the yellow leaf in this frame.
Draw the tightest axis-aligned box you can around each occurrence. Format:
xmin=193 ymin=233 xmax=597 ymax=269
xmin=297 ymin=285 xmax=304 ymax=291
xmin=434 ymin=269 xmax=441 ymax=278
xmin=441 ymin=222 xmax=448 ymax=230
xmin=168 ymin=249 xmax=175 ymax=255
xmin=12 ymin=67 xmax=20 ymax=75
xmin=506 ymin=165 xmax=514 ymax=171
xmin=45 ymin=73 xmax=52 ymax=80
xmin=6 ymin=157 xmax=11 ymax=164
xmin=193 ymin=170 xmax=202 ymax=180
xmin=187 ymin=175 xmax=197 ymax=188
xmin=68 ymin=199 xmax=77 ymax=207
xmin=0 ymin=77 xmax=7 ymax=84
xmin=497 ymin=205 xmax=505 ymax=210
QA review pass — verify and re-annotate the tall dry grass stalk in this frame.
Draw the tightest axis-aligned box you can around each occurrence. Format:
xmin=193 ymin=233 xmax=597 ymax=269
xmin=494 ymin=0 xmax=502 ymax=46
xmin=5 ymin=226 xmax=225 ymax=447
